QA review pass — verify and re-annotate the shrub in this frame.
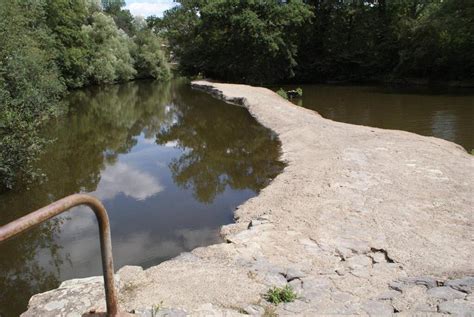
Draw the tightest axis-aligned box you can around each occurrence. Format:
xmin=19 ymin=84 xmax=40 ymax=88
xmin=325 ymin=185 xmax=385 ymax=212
xmin=264 ymin=285 xmax=297 ymax=304
xmin=296 ymin=87 xmax=303 ymax=97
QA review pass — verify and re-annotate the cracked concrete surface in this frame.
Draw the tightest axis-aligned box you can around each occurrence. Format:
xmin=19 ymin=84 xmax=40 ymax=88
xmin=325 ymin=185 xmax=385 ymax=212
xmin=22 ymin=81 xmax=474 ymax=316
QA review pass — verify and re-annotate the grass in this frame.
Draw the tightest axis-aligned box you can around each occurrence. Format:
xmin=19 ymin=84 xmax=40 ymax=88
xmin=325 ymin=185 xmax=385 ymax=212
xmin=264 ymin=285 xmax=297 ymax=305
xmin=276 ymin=88 xmax=288 ymax=100
xmin=151 ymin=301 xmax=163 ymax=317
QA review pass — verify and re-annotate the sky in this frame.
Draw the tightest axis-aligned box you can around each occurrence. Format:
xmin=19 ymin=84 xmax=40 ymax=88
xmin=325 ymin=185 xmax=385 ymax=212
xmin=125 ymin=0 xmax=177 ymax=17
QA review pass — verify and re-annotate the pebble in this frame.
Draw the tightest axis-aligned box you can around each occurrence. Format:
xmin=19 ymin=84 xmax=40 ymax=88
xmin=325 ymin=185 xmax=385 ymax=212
xmin=427 ymin=287 xmax=466 ymax=300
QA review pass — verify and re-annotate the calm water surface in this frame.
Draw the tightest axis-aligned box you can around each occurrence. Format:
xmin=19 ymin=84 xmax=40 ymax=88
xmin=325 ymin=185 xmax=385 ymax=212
xmin=0 ymin=80 xmax=284 ymax=316
xmin=280 ymin=84 xmax=474 ymax=150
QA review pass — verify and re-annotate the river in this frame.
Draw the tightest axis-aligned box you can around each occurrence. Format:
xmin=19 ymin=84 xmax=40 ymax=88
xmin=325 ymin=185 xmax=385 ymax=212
xmin=0 ymin=79 xmax=284 ymax=316
xmin=280 ymin=84 xmax=473 ymax=151
xmin=1 ymin=80 xmax=473 ymax=316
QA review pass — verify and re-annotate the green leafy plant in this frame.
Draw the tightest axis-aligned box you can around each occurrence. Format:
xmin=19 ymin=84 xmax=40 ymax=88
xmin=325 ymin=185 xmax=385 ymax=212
xmin=296 ymin=87 xmax=303 ymax=97
xmin=264 ymin=285 xmax=297 ymax=304
xmin=276 ymin=88 xmax=288 ymax=100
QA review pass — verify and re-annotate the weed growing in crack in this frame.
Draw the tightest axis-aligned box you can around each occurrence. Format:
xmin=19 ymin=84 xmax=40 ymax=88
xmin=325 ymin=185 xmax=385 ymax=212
xmin=264 ymin=285 xmax=297 ymax=304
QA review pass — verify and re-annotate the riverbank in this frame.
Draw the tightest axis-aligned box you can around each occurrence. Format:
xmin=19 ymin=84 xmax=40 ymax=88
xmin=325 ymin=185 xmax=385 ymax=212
xmin=23 ymin=81 xmax=474 ymax=316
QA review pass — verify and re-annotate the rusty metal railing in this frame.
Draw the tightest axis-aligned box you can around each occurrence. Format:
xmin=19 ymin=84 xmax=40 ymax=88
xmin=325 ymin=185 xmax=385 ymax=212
xmin=0 ymin=194 xmax=119 ymax=316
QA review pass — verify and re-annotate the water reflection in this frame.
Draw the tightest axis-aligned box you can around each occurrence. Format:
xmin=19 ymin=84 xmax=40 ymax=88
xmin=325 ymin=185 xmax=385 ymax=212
xmin=280 ymin=84 xmax=474 ymax=150
xmin=156 ymin=88 xmax=283 ymax=203
xmin=0 ymin=79 xmax=284 ymax=316
xmin=94 ymin=162 xmax=164 ymax=201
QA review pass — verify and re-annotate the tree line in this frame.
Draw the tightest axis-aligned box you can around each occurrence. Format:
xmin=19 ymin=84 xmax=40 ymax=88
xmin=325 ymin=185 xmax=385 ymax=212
xmin=0 ymin=0 xmax=170 ymax=190
xmin=153 ymin=0 xmax=473 ymax=84
xmin=1 ymin=0 xmax=472 ymax=190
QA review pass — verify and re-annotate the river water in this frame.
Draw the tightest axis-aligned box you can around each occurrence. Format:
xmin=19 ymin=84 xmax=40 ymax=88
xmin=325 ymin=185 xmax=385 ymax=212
xmin=0 ymin=79 xmax=284 ymax=316
xmin=280 ymin=84 xmax=474 ymax=151
xmin=1 ymin=81 xmax=473 ymax=316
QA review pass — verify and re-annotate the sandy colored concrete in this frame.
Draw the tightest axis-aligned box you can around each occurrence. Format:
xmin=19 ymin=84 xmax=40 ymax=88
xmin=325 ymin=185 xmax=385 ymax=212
xmin=23 ymin=81 xmax=474 ymax=316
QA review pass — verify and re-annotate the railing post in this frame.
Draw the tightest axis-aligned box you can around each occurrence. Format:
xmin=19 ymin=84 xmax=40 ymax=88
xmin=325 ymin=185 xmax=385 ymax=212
xmin=0 ymin=194 xmax=119 ymax=316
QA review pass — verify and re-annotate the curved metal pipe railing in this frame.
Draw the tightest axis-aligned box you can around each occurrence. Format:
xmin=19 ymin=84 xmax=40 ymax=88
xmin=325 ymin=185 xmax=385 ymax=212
xmin=0 ymin=194 xmax=119 ymax=316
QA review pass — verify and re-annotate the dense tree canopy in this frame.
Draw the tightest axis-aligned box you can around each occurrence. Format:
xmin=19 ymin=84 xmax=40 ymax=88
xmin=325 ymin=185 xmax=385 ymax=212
xmin=157 ymin=0 xmax=473 ymax=83
xmin=0 ymin=1 xmax=66 ymax=190
xmin=0 ymin=0 xmax=170 ymax=190
xmin=158 ymin=0 xmax=312 ymax=84
xmin=1 ymin=0 xmax=473 ymax=190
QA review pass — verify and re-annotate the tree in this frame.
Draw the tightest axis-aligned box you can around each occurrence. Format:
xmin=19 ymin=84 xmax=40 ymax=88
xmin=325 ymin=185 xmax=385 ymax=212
xmin=133 ymin=28 xmax=171 ymax=80
xmin=395 ymin=0 xmax=474 ymax=80
xmin=162 ymin=0 xmax=313 ymax=84
xmin=45 ymin=0 xmax=90 ymax=88
xmin=102 ymin=0 xmax=136 ymax=35
xmin=0 ymin=0 xmax=65 ymax=190
xmin=81 ymin=12 xmax=137 ymax=84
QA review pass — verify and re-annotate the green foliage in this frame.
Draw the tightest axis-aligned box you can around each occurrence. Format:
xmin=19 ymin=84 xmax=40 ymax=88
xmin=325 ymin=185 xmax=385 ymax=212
xmin=276 ymin=89 xmax=288 ymax=100
xmin=102 ymin=0 xmax=136 ymax=35
xmin=162 ymin=0 xmax=473 ymax=83
xmin=297 ymin=0 xmax=474 ymax=82
xmin=133 ymin=28 xmax=171 ymax=80
xmin=0 ymin=0 xmax=66 ymax=190
xmin=81 ymin=12 xmax=137 ymax=84
xmin=296 ymin=88 xmax=303 ymax=97
xmin=264 ymin=285 xmax=297 ymax=305
xmin=162 ymin=0 xmax=312 ymax=84
xmin=0 ymin=0 xmax=170 ymax=190
xmin=394 ymin=0 xmax=474 ymax=80
xmin=44 ymin=0 xmax=90 ymax=88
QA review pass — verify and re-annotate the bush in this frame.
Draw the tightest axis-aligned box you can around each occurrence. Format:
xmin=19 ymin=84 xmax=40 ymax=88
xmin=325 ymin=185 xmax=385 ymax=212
xmin=296 ymin=88 xmax=303 ymax=97
xmin=0 ymin=1 xmax=65 ymax=190
xmin=81 ymin=12 xmax=137 ymax=84
xmin=264 ymin=285 xmax=297 ymax=304
xmin=133 ymin=28 xmax=171 ymax=80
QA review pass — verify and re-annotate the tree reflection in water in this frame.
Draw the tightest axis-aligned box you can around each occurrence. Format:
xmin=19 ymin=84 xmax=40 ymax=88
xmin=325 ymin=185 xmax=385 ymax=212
xmin=156 ymin=84 xmax=284 ymax=203
xmin=0 ymin=80 xmax=174 ymax=316
xmin=0 ymin=79 xmax=285 ymax=316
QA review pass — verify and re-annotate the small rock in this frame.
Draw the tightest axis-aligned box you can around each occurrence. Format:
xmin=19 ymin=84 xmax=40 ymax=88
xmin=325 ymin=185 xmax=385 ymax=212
xmin=438 ymin=301 xmax=474 ymax=316
xmin=371 ymin=252 xmax=387 ymax=263
xmin=243 ymin=304 xmax=264 ymax=315
xmin=285 ymin=268 xmax=305 ymax=281
xmin=427 ymin=287 xmax=466 ymax=300
xmin=44 ymin=300 xmax=67 ymax=311
xmin=262 ymin=273 xmax=287 ymax=287
xmin=331 ymin=291 xmax=358 ymax=303
xmin=376 ymin=290 xmax=402 ymax=300
xmin=281 ymin=300 xmax=308 ymax=314
xmin=389 ymin=281 xmax=405 ymax=292
xmin=335 ymin=247 xmax=353 ymax=260
xmin=346 ymin=254 xmax=372 ymax=270
xmin=351 ymin=267 xmax=372 ymax=279
xmin=445 ymin=277 xmax=474 ymax=294
xmin=399 ymin=276 xmax=438 ymax=289
xmin=466 ymin=293 xmax=474 ymax=302
xmin=362 ymin=300 xmax=394 ymax=316
xmin=392 ymin=285 xmax=431 ymax=312
xmin=289 ymin=279 xmax=304 ymax=295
